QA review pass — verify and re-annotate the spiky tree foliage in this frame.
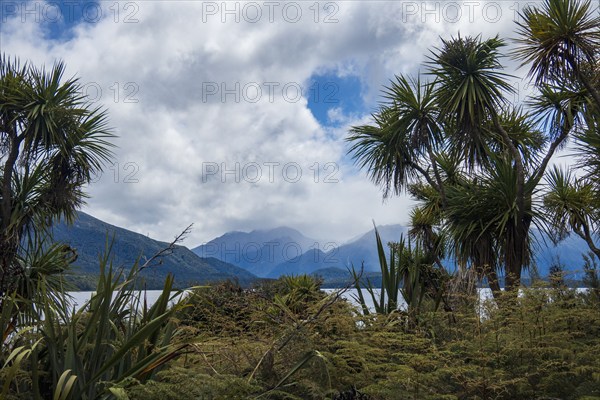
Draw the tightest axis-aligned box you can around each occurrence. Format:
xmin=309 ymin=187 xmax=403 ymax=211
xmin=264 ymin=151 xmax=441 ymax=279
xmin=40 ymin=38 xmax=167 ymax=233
xmin=534 ymin=0 xmax=600 ymax=265
xmin=544 ymin=166 xmax=600 ymax=259
xmin=347 ymin=75 xmax=443 ymax=199
xmin=347 ymin=0 xmax=599 ymax=294
xmin=514 ymin=0 xmax=600 ymax=106
xmin=0 ymin=55 xmax=114 ymax=303
xmin=428 ymin=35 xmax=517 ymax=169
xmin=351 ymin=226 xmax=447 ymax=325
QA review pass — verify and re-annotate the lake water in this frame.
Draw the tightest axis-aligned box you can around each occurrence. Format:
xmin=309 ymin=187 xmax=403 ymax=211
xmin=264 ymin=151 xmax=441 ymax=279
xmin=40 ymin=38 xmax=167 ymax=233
xmin=67 ymin=288 xmax=497 ymax=314
xmin=66 ymin=290 xmax=186 ymax=309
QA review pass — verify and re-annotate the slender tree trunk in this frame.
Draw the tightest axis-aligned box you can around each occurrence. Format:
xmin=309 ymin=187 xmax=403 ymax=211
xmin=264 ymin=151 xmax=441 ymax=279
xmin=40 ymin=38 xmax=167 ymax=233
xmin=426 ymin=144 xmax=447 ymax=208
xmin=492 ymin=115 xmax=529 ymax=294
xmin=486 ymin=267 xmax=502 ymax=299
xmin=532 ymin=124 xmax=571 ymax=185
xmin=1 ymin=125 xmax=20 ymax=230
xmin=504 ymin=214 xmax=532 ymax=293
xmin=1 ymin=123 xmax=22 ymax=294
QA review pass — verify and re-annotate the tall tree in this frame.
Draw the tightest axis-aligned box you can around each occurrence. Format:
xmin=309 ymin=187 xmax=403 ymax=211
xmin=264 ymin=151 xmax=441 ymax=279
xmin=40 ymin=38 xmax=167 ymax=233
xmin=0 ymin=55 xmax=114 ymax=300
xmin=347 ymin=0 xmax=599 ymax=294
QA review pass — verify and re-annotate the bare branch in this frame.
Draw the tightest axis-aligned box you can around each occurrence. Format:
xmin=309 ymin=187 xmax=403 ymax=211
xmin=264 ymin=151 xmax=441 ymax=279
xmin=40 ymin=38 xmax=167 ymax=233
xmin=139 ymin=224 xmax=193 ymax=272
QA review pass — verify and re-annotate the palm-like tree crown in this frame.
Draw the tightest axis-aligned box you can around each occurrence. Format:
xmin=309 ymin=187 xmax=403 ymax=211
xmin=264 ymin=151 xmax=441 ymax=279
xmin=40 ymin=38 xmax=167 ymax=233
xmin=0 ymin=55 xmax=115 ymax=297
xmin=346 ymin=75 xmax=439 ymax=197
xmin=514 ymin=0 xmax=600 ymax=84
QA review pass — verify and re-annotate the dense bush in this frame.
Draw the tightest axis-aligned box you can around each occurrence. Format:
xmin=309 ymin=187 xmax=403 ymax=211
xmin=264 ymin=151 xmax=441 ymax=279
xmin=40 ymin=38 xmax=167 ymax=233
xmin=121 ymin=278 xmax=600 ymax=400
xmin=2 ymin=260 xmax=599 ymax=399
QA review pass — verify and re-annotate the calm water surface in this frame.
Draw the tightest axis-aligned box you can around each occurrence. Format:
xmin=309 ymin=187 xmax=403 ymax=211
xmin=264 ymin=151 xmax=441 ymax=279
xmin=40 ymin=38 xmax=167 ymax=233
xmin=67 ymin=288 xmax=497 ymax=313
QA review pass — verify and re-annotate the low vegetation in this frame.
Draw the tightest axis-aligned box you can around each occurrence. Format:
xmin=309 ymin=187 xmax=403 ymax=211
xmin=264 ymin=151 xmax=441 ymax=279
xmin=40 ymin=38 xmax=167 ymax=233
xmin=2 ymin=255 xmax=600 ymax=399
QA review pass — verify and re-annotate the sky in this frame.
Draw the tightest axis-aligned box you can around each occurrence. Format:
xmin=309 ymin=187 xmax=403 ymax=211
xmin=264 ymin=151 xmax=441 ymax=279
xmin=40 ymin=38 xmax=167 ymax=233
xmin=1 ymin=0 xmax=565 ymax=247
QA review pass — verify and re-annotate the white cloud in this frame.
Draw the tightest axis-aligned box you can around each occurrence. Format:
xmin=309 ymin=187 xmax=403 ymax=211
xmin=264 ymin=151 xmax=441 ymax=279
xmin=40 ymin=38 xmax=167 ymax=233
xmin=1 ymin=0 xmax=545 ymax=246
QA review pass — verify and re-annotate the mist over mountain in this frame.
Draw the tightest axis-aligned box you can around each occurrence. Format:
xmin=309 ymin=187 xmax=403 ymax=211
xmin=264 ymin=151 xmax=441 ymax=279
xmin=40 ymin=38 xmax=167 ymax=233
xmin=265 ymin=248 xmax=330 ymax=278
xmin=330 ymin=225 xmax=410 ymax=272
xmin=192 ymin=226 xmax=318 ymax=276
xmin=193 ymin=224 xmax=410 ymax=279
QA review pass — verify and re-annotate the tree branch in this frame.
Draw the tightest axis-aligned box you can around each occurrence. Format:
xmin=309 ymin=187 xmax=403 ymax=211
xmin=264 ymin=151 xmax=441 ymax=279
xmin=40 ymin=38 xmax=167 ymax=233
xmin=1 ymin=121 xmax=21 ymax=231
xmin=493 ymin=115 xmax=525 ymax=216
xmin=139 ymin=224 xmax=194 ymax=273
xmin=532 ymin=124 xmax=571 ymax=185
xmin=574 ymin=225 xmax=600 ymax=261
xmin=410 ymin=161 xmax=441 ymax=193
xmin=426 ymin=144 xmax=447 ymax=208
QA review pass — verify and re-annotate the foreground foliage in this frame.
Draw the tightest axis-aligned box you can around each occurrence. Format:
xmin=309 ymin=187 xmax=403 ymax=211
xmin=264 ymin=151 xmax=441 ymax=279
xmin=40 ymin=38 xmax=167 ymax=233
xmin=2 ymin=268 xmax=599 ymax=399
xmin=2 ymin=0 xmax=600 ymax=398
xmin=120 ymin=277 xmax=600 ymax=400
xmin=0 ymin=246 xmax=189 ymax=399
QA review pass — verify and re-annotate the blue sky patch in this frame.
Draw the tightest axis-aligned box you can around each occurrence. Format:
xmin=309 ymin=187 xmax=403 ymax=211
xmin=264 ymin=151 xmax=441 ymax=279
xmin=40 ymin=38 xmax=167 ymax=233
xmin=1 ymin=1 xmax=105 ymax=41
xmin=306 ymin=71 xmax=365 ymax=127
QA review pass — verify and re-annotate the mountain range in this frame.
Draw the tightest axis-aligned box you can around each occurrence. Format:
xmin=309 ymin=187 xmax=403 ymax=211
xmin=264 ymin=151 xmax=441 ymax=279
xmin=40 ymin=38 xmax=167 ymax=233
xmin=51 ymin=212 xmax=592 ymax=289
xmin=192 ymin=226 xmax=317 ymax=276
xmin=51 ymin=212 xmax=256 ymax=289
xmin=193 ymin=224 xmax=591 ymax=283
xmin=192 ymin=225 xmax=410 ymax=278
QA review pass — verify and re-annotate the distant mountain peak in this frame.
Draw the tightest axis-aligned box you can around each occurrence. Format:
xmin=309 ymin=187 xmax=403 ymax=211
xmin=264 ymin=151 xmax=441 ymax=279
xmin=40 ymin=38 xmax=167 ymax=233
xmin=51 ymin=211 xmax=256 ymax=289
xmin=236 ymin=226 xmax=308 ymax=241
xmin=252 ymin=225 xmax=295 ymax=232
xmin=192 ymin=225 xmax=318 ymax=277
